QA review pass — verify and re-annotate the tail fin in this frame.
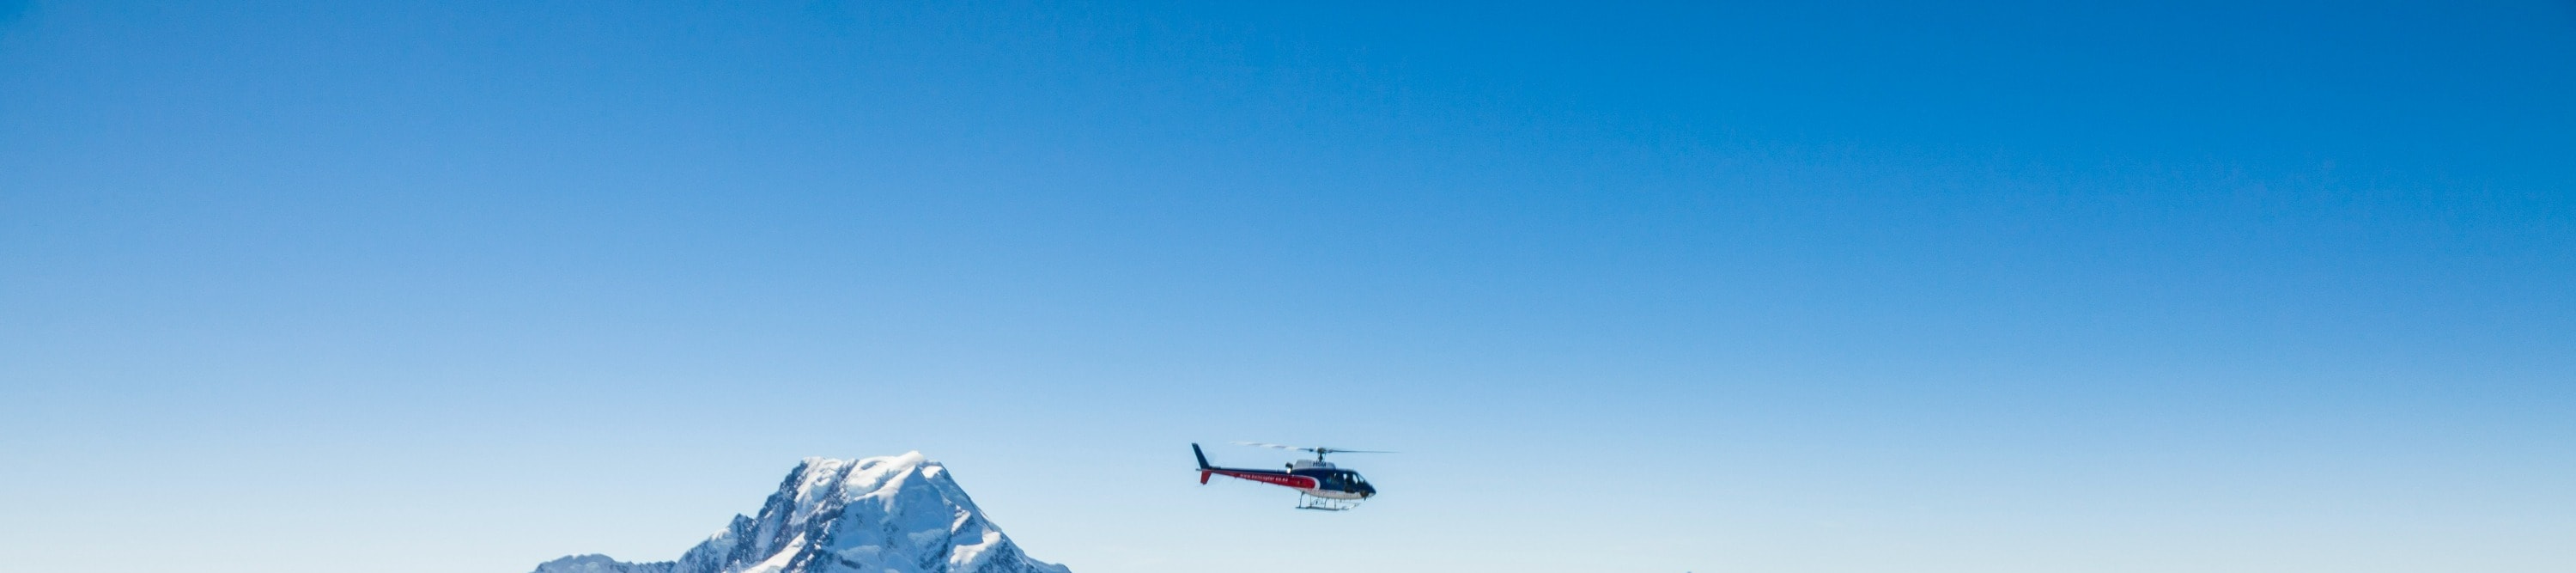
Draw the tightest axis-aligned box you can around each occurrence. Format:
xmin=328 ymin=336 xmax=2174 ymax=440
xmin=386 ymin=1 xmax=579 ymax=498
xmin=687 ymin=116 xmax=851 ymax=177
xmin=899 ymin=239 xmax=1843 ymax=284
xmin=1191 ymin=443 xmax=1213 ymax=484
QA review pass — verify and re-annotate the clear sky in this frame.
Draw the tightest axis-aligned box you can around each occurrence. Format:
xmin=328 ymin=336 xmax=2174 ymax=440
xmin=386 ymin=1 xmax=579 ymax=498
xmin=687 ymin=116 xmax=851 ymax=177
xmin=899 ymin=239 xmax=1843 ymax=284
xmin=3 ymin=2 xmax=2572 ymax=572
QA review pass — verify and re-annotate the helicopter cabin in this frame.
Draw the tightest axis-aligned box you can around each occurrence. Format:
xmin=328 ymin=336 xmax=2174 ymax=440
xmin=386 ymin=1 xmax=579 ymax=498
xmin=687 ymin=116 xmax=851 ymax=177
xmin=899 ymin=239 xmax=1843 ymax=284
xmin=1286 ymin=460 xmax=1373 ymax=494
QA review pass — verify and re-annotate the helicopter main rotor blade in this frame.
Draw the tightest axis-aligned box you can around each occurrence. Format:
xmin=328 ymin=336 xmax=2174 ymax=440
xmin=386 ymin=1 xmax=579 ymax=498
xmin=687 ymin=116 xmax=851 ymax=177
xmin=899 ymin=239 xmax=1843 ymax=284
xmin=1232 ymin=442 xmax=1399 ymax=455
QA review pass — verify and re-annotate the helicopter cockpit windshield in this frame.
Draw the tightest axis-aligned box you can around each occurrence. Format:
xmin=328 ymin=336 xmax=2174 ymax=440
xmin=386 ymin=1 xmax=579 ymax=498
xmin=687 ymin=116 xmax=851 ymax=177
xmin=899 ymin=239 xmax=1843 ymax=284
xmin=1315 ymin=470 xmax=1368 ymax=490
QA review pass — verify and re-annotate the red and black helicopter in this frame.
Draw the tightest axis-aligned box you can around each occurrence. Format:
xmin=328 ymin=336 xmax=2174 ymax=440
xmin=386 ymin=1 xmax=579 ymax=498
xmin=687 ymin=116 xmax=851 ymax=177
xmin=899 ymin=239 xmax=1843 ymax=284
xmin=1192 ymin=442 xmax=1388 ymax=510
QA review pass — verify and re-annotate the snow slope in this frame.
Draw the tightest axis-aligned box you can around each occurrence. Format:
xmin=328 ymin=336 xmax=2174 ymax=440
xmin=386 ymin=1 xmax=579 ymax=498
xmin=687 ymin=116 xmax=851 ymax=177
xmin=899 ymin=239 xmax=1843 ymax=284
xmin=532 ymin=453 xmax=1069 ymax=573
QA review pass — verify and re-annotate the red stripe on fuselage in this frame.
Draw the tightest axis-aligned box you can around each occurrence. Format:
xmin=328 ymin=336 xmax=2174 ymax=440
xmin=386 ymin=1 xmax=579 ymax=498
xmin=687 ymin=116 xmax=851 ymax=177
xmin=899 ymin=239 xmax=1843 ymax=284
xmin=1208 ymin=468 xmax=1318 ymax=490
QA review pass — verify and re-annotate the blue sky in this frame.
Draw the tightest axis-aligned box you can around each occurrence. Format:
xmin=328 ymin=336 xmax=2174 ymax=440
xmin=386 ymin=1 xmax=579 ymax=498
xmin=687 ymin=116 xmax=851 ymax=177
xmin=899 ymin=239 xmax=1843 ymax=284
xmin=2 ymin=2 xmax=2571 ymax=572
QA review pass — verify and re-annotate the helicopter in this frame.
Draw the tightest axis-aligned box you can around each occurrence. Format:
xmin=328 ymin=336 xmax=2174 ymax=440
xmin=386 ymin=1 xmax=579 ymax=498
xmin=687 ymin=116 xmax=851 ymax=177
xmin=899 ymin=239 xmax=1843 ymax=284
xmin=1191 ymin=442 xmax=1388 ymax=511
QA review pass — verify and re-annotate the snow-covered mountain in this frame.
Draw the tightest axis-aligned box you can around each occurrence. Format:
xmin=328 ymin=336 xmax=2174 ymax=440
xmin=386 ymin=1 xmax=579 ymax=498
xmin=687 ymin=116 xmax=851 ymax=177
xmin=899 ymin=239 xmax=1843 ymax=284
xmin=532 ymin=453 xmax=1069 ymax=573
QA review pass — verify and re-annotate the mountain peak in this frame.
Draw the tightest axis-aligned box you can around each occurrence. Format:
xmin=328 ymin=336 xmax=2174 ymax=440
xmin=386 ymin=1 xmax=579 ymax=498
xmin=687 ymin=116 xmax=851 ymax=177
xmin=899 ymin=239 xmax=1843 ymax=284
xmin=535 ymin=454 xmax=1067 ymax=573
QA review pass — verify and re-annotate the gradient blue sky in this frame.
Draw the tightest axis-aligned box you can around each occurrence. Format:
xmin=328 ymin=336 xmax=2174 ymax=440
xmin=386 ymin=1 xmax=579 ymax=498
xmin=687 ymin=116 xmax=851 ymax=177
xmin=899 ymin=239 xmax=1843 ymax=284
xmin=3 ymin=2 xmax=2573 ymax=572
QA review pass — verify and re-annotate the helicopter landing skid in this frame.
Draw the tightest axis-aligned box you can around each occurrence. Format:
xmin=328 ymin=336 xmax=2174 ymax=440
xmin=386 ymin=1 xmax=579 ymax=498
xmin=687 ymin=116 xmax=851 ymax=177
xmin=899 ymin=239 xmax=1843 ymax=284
xmin=1295 ymin=494 xmax=1363 ymax=511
